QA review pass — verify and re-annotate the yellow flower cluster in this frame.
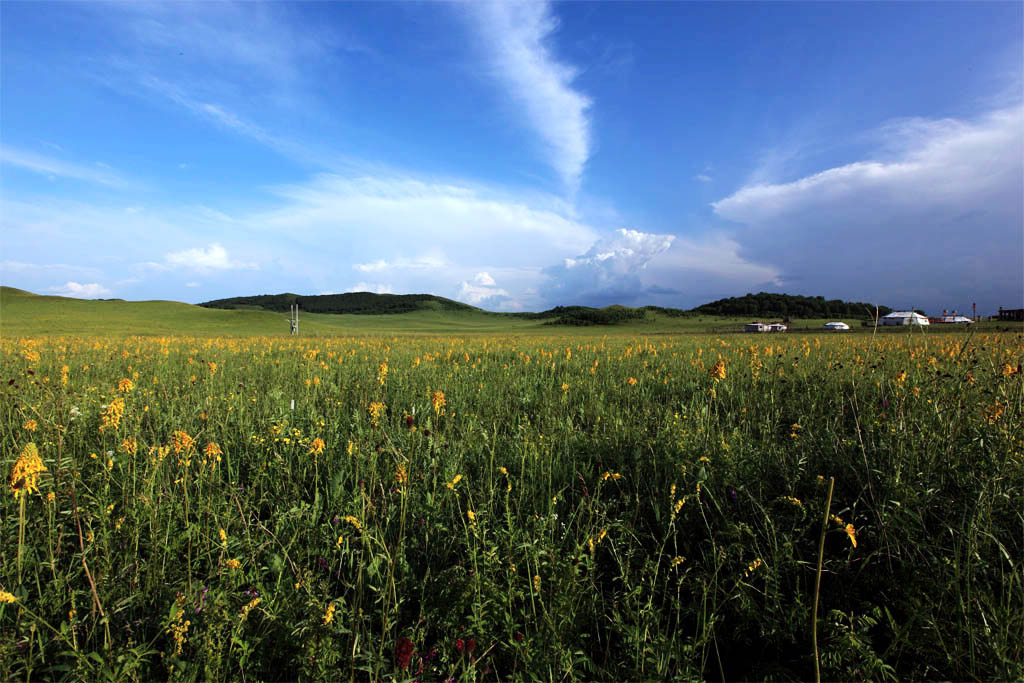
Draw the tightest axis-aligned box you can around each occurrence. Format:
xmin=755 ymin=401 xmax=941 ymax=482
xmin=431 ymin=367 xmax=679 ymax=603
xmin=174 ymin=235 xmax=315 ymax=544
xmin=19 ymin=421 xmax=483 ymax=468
xmin=431 ymin=390 xmax=446 ymax=415
xmin=308 ymin=438 xmax=326 ymax=456
xmin=445 ymin=474 xmax=463 ymax=490
xmin=368 ymin=401 xmax=386 ymax=427
xmin=118 ymin=377 xmax=134 ymax=393
xmin=710 ymin=360 xmax=726 ymax=382
xmin=239 ymin=597 xmax=261 ymax=621
xmin=171 ymin=430 xmax=195 ymax=455
xmin=99 ymin=398 xmax=125 ymax=433
xmin=10 ymin=442 xmax=47 ymax=500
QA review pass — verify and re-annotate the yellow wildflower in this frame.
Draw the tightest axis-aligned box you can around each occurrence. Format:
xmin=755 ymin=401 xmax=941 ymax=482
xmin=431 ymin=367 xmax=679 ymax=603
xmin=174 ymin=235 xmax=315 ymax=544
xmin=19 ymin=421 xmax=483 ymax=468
xmin=0 ymin=590 xmax=17 ymax=603
xmin=171 ymin=430 xmax=194 ymax=455
xmin=121 ymin=437 xmax=137 ymax=455
xmin=117 ymin=378 xmax=134 ymax=393
xmin=431 ymin=390 xmax=446 ymax=415
xmin=368 ymin=401 xmax=386 ymax=427
xmin=845 ymin=523 xmax=857 ymax=548
xmin=446 ymin=474 xmax=463 ymax=490
xmin=323 ymin=603 xmax=336 ymax=625
xmin=533 ymin=574 xmax=541 ymax=593
xmin=378 ymin=362 xmax=388 ymax=385
xmin=710 ymin=360 xmax=726 ymax=382
xmin=342 ymin=515 xmax=361 ymax=532
xmin=10 ymin=442 xmax=47 ymax=500
xmin=22 ymin=419 xmax=37 ymax=432
xmin=99 ymin=398 xmax=125 ymax=433
xmin=308 ymin=438 xmax=326 ymax=456
xmin=627 ymin=377 xmax=637 ymax=386
xmin=239 ymin=598 xmax=260 ymax=621
xmin=225 ymin=559 xmax=241 ymax=569
xmin=467 ymin=509 xmax=476 ymax=522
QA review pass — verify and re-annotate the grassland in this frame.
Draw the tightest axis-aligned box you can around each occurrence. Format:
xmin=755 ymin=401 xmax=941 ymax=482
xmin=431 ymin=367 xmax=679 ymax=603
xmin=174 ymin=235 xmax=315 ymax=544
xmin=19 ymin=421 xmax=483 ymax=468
xmin=1 ymin=289 xmax=1022 ymax=681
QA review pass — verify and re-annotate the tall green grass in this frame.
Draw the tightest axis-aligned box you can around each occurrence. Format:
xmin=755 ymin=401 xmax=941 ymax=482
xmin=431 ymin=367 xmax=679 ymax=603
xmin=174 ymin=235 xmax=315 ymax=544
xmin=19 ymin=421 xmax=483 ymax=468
xmin=1 ymin=332 xmax=1021 ymax=680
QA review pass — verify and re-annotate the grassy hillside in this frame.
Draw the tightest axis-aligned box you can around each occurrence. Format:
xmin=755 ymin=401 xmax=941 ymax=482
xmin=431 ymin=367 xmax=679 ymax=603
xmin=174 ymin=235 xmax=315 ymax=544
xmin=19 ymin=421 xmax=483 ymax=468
xmin=199 ymin=291 xmax=479 ymax=315
xmin=4 ymin=287 xmax=1007 ymax=337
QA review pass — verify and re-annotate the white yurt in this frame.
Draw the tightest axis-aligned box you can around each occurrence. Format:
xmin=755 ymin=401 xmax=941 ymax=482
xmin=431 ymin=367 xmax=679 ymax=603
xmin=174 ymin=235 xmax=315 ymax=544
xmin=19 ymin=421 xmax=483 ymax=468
xmin=880 ymin=311 xmax=930 ymax=326
xmin=823 ymin=321 xmax=850 ymax=330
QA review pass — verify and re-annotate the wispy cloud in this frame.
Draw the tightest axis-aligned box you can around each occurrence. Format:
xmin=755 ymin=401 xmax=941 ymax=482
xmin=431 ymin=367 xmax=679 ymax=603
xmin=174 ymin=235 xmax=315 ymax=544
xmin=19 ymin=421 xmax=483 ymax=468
xmin=467 ymin=1 xmax=592 ymax=193
xmin=346 ymin=282 xmax=393 ymax=294
xmin=47 ymin=282 xmax=112 ymax=298
xmin=1 ymin=261 xmax=103 ymax=278
xmin=354 ymin=251 xmax=448 ymax=273
xmin=0 ymin=146 xmax=140 ymax=189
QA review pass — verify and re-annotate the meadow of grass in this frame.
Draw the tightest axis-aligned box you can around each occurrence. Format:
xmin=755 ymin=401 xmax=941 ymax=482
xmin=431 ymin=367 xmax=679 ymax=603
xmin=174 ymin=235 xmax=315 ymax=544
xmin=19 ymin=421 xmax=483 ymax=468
xmin=1 ymin=323 xmax=1022 ymax=680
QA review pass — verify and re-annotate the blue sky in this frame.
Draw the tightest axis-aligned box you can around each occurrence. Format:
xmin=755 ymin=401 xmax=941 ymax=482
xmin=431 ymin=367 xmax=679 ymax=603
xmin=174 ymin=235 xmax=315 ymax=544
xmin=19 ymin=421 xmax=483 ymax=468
xmin=2 ymin=1 xmax=1021 ymax=315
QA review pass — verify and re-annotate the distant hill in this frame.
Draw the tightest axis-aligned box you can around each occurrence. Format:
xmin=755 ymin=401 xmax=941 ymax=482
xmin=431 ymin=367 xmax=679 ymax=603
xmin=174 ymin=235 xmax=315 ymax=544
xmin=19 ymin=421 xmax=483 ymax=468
xmin=511 ymin=304 xmax=694 ymax=326
xmin=692 ymin=292 xmax=891 ymax=319
xmin=199 ymin=292 xmax=479 ymax=315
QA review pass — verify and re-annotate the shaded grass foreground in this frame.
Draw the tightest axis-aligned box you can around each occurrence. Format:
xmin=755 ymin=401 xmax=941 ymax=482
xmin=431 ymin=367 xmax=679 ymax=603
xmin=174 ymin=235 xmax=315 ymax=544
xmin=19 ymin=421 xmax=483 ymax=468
xmin=1 ymin=332 xmax=1022 ymax=680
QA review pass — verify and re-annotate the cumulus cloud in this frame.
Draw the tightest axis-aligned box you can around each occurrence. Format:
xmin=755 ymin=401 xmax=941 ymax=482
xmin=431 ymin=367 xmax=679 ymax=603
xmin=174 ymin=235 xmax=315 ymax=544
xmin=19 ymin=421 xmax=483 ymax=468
xmin=466 ymin=1 xmax=591 ymax=192
xmin=457 ymin=271 xmax=511 ymax=307
xmin=48 ymin=282 xmax=111 ymax=298
xmin=542 ymin=229 xmax=676 ymax=305
xmin=473 ymin=271 xmax=496 ymax=286
xmin=713 ymin=106 xmax=1023 ymax=313
xmin=165 ymin=243 xmax=256 ymax=271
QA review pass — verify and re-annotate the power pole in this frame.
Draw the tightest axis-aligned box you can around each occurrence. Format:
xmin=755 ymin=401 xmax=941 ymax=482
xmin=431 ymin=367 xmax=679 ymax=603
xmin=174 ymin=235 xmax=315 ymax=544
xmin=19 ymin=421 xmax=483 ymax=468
xmin=290 ymin=304 xmax=299 ymax=335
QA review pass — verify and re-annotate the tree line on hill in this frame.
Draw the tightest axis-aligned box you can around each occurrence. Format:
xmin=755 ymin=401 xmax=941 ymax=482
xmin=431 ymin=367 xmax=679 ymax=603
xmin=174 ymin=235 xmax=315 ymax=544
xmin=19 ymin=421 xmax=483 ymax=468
xmin=199 ymin=292 xmax=476 ymax=315
xmin=693 ymin=292 xmax=891 ymax=319
xmin=198 ymin=291 xmax=891 ymax=325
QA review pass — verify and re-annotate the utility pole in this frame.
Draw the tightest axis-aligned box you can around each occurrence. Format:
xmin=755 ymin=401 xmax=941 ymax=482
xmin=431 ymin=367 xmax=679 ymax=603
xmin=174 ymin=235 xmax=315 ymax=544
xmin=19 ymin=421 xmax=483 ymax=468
xmin=290 ymin=304 xmax=299 ymax=335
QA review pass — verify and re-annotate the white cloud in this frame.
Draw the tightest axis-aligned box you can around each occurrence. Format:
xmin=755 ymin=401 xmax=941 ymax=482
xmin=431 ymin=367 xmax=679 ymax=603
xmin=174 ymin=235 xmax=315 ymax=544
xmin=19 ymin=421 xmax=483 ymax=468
xmin=543 ymin=229 xmax=676 ymax=305
xmin=473 ymin=271 xmax=496 ymax=286
xmin=346 ymin=282 xmax=393 ymax=294
xmin=261 ymin=174 xmax=596 ymax=265
xmin=694 ymin=174 xmax=713 ymax=183
xmin=712 ymin=106 xmax=1023 ymax=313
xmin=354 ymin=251 xmax=448 ymax=273
xmin=467 ymin=1 xmax=591 ymax=193
xmin=0 ymin=146 xmax=138 ymax=189
xmin=48 ymin=282 xmax=111 ymax=298
xmin=1 ymin=261 xmax=103 ymax=278
xmin=165 ymin=243 xmax=256 ymax=271
xmin=457 ymin=280 xmax=510 ymax=306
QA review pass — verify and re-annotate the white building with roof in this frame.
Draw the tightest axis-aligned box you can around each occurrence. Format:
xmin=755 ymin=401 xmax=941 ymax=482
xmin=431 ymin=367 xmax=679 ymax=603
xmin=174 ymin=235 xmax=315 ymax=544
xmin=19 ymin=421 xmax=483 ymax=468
xmin=880 ymin=311 xmax=930 ymax=326
xmin=823 ymin=321 xmax=850 ymax=330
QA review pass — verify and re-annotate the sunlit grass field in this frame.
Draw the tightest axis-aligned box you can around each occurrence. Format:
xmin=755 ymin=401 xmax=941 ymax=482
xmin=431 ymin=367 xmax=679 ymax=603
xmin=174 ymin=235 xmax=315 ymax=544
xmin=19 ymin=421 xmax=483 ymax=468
xmin=2 ymin=325 xmax=1022 ymax=680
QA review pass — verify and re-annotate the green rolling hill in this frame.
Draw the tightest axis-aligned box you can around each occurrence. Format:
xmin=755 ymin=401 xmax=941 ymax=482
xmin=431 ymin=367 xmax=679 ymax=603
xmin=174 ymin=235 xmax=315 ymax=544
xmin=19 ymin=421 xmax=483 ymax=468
xmin=2 ymin=286 xmax=911 ymax=337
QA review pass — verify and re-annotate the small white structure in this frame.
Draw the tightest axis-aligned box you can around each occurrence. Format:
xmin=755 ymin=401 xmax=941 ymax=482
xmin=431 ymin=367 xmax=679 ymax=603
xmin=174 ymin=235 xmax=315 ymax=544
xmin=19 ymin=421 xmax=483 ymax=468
xmin=930 ymin=314 xmax=974 ymax=324
xmin=823 ymin=321 xmax=850 ymax=331
xmin=767 ymin=323 xmax=787 ymax=332
xmin=744 ymin=322 xmax=767 ymax=332
xmin=880 ymin=311 xmax=930 ymax=326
